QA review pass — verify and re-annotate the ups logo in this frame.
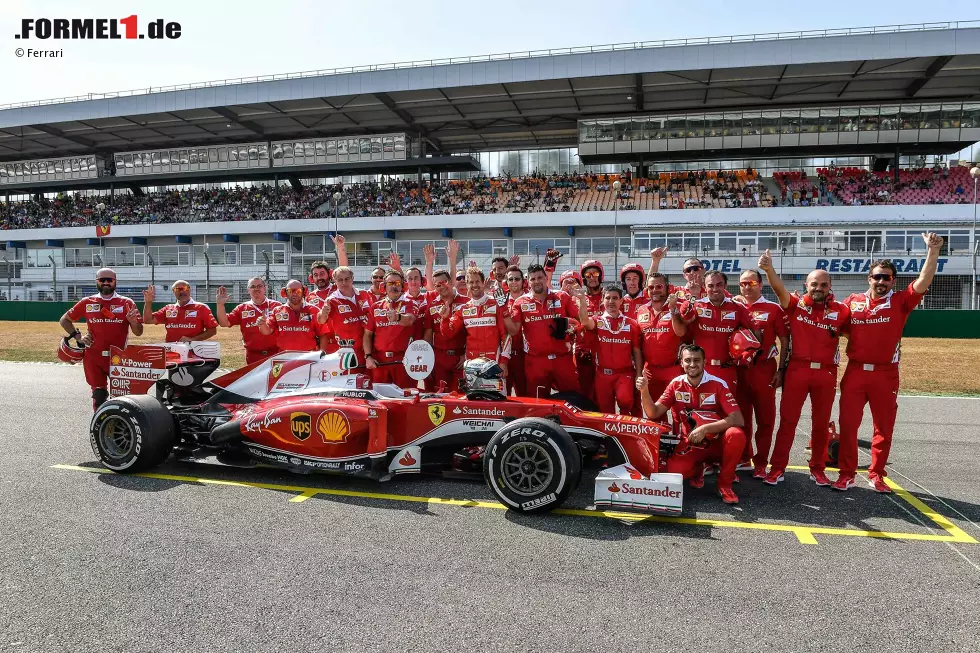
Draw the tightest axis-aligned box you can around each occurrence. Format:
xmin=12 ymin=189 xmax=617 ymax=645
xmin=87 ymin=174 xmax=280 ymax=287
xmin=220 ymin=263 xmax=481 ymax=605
xmin=290 ymin=412 xmax=312 ymax=440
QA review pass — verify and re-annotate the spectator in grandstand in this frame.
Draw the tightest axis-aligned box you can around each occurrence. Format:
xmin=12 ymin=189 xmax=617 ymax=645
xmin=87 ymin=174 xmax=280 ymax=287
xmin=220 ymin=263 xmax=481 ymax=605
xmin=256 ymin=279 xmax=329 ymax=353
xmin=504 ymin=264 xmax=586 ymax=396
xmin=142 ymin=280 xmax=218 ymax=343
xmin=757 ymin=252 xmax=850 ymax=489
xmin=835 ymin=232 xmax=944 ymax=493
xmin=636 ymin=344 xmax=746 ymax=505
xmin=363 ymin=270 xmax=417 ymax=388
xmin=578 ymin=284 xmax=642 ymax=415
xmin=214 ymin=278 xmax=282 ymax=365
xmin=733 ymin=269 xmax=789 ymax=478
xmin=60 ymin=268 xmax=143 ymax=410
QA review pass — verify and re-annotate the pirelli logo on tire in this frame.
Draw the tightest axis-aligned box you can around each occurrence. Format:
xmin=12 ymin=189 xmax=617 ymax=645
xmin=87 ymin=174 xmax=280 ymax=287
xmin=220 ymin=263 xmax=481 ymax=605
xmin=290 ymin=412 xmax=312 ymax=441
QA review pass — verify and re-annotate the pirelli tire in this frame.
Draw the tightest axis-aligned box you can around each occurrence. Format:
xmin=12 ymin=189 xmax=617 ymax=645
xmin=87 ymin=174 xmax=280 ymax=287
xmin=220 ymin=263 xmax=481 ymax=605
xmin=483 ymin=417 xmax=582 ymax=514
xmin=90 ymin=395 xmax=175 ymax=473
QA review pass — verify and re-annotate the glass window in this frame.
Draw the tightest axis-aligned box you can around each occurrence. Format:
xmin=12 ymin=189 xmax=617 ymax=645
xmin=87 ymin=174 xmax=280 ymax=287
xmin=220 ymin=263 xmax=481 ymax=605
xmin=229 ymin=147 xmax=238 ymax=162
xmin=337 ymin=139 xmax=348 ymax=155
xmin=359 ymin=138 xmax=371 ymax=155
xmin=840 ymin=107 xmax=859 ymax=132
xmin=629 ymin=119 xmax=646 ymax=140
xmin=208 ymin=148 xmax=217 ymax=164
xmin=151 ymin=151 xmax=160 ymax=166
xmin=238 ymin=145 xmax=248 ymax=162
xmin=648 ymin=117 xmax=667 ymax=139
xmin=326 ymin=139 xmax=337 ymax=155
xmin=160 ymin=151 xmax=170 ymax=166
xmin=382 ymin=136 xmax=393 ymax=153
xmin=114 ymin=155 xmax=125 ymax=171
xmin=757 ymin=232 xmax=777 ymax=251
xmin=271 ymin=143 xmax=283 ymax=160
xmin=742 ymin=111 xmax=761 ymax=136
xmin=189 ymin=149 xmax=199 ymax=164
xmin=596 ymin=120 xmax=615 ymax=142
xmin=949 ymin=230 xmax=970 ymax=253
xmin=718 ymin=232 xmax=736 ymax=251
xmin=218 ymin=147 xmax=229 ymax=163
xmin=879 ymin=106 xmax=900 ymax=131
xmin=885 ymin=231 xmax=906 ymax=253
xmin=901 ymin=104 xmax=921 ymax=130
xmin=962 ymin=103 xmax=980 ymax=128
xmin=859 ymin=106 xmax=879 ymax=131
xmin=666 ymin=233 xmax=684 ymax=250
xmin=282 ymin=142 xmax=293 ymax=158
xmin=198 ymin=148 xmax=209 ymax=164
xmin=800 ymin=109 xmax=820 ymax=134
xmin=704 ymin=114 xmax=723 ymax=138
xmin=259 ymin=144 xmax=268 ymax=160
xmin=682 ymin=114 xmax=701 ymax=138
xmin=920 ymin=104 xmax=941 ymax=129
xmin=394 ymin=134 xmax=405 ymax=153
xmin=780 ymin=109 xmax=800 ymax=134
xmin=580 ymin=122 xmax=596 ymax=143
xmin=941 ymin=103 xmax=961 ymax=129
xmin=315 ymin=140 xmax=326 ymax=157
xmin=303 ymin=235 xmax=323 ymax=254
xmin=123 ymin=154 xmax=133 ymax=170
xmin=169 ymin=150 xmax=179 ymax=166
xmin=761 ymin=111 xmax=780 ymax=135
xmin=818 ymin=107 xmax=839 ymax=132
xmin=249 ymin=145 xmax=259 ymax=161
xmin=724 ymin=113 xmax=742 ymax=136
xmin=614 ymin=119 xmax=629 ymax=141
xmin=179 ymin=150 xmax=189 ymax=164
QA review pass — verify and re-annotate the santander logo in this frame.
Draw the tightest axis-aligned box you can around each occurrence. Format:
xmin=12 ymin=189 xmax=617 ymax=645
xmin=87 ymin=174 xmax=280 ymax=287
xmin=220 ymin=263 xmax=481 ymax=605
xmin=625 ymin=465 xmax=643 ymax=480
xmin=607 ymin=482 xmax=621 ymax=493
xmin=399 ymin=451 xmax=417 ymax=466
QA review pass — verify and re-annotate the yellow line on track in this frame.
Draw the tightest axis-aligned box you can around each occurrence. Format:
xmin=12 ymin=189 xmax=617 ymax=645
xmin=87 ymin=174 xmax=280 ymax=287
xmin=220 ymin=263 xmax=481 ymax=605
xmin=52 ymin=464 xmax=977 ymax=546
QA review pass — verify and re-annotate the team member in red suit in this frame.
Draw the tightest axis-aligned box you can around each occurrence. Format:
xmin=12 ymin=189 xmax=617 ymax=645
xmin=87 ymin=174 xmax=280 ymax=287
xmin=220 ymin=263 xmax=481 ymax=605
xmin=559 ymin=269 xmax=582 ymax=294
xmin=316 ymin=266 xmax=373 ymax=367
xmin=423 ymin=268 xmax=470 ymax=391
xmin=836 ymin=232 xmax=943 ymax=492
xmin=503 ymin=265 xmax=528 ymax=396
xmin=576 ymin=260 xmax=606 ymax=401
xmin=635 ymin=273 xmax=689 ymax=417
xmin=637 ymin=344 xmax=746 ymax=505
xmin=579 ymin=284 xmax=643 ymax=414
xmin=403 ymin=265 xmax=429 ymax=343
xmin=441 ymin=266 xmax=512 ymax=375
xmin=256 ymin=279 xmax=328 ymax=352
xmin=488 ymin=256 xmax=510 ymax=295
xmin=454 ymin=271 xmax=468 ymax=297
xmin=215 ymin=278 xmax=282 ymax=365
xmin=61 ymin=268 xmax=143 ymax=409
xmin=142 ymin=280 xmax=218 ymax=343
xmin=306 ymin=235 xmax=349 ymax=309
xmin=619 ymin=263 xmax=646 ymax=318
xmin=505 ymin=264 xmax=587 ymax=396
xmin=363 ymin=270 xmax=417 ymax=387
xmin=733 ymin=269 xmax=789 ymax=478
xmin=368 ymin=267 xmax=387 ymax=304
xmin=758 ymin=250 xmax=851 ymax=488
xmin=688 ymin=270 xmax=757 ymax=392
xmin=648 ymin=248 xmax=714 ymax=300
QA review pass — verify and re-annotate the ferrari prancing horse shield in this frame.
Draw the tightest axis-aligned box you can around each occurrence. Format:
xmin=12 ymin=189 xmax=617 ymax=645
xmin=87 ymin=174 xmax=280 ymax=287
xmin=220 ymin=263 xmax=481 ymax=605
xmin=428 ymin=404 xmax=445 ymax=426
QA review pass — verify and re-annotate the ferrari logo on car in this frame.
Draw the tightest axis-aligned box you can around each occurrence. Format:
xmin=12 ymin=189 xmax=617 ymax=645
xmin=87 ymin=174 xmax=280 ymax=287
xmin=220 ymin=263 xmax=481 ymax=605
xmin=271 ymin=362 xmax=283 ymax=378
xmin=316 ymin=410 xmax=350 ymax=443
xmin=290 ymin=412 xmax=312 ymax=440
xmin=428 ymin=404 xmax=446 ymax=426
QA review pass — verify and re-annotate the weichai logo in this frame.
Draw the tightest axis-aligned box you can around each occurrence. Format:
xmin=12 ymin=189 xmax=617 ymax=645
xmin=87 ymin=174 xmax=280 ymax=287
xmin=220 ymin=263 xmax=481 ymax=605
xmin=15 ymin=16 xmax=182 ymax=40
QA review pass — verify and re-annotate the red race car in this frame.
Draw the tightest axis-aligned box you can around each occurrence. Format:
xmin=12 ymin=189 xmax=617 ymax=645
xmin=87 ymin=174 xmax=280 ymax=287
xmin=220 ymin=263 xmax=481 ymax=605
xmin=89 ymin=341 xmax=684 ymax=514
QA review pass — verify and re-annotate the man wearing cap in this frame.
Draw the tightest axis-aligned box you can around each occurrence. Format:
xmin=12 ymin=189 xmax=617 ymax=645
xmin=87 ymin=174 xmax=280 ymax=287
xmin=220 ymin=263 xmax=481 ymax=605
xmin=215 ymin=278 xmax=282 ymax=365
xmin=61 ymin=268 xmax=143 ymax=409
xmin=142 ymin=280 xmax=218 ymax=343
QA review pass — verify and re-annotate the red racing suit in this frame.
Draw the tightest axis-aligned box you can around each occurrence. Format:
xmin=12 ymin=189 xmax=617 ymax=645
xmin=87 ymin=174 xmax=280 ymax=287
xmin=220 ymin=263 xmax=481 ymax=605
xmin=320 ymin=289 xmax=373 ymax=366
xmin=688 ymin=297 xmax=753 ymax=392
xmin=504 ymin=293 xmax=528 ymax=397
xmin=657 ymin=373 xmax=746 ymax=490
xmin=591 ymin=312 xmax=641 ymax=414
xmin=509 ymin=290 xmax=580 ymax=396
xmin=267 ymin=303 xmax=324 ymax=352
xmin=67 ymin=293 xmax=140 ymax=395
xmin=152 ymin=300 xmax=218 ymax=343
xmin=424 ymin=290 xmax=470 ymax=392
xmin=575 ymin=291 xmax=604 ymax=401
xmin=365 ymin=295 xmax=416 ymax=387
xmin=635 ymin=302 xmax=686 ymax=418
xmin=226 ymin=299 xmax=283 ymax=365
xmin=768 ymin=294 xmax=851 ymax=474
xmin=733 ymin=296 xmax=789 ymax=467
xmin=837 ymin=283 xmax=923 ymax=479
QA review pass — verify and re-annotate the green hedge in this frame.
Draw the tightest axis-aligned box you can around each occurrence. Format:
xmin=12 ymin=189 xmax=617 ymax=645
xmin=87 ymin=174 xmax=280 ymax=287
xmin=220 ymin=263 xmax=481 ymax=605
xmin=0 ymin=302 xmax=977 ymax=339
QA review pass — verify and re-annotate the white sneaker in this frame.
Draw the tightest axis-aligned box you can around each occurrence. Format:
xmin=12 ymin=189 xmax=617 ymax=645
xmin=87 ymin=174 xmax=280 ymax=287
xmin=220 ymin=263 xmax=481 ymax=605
xmin=735 ymin=462 xmax=754 ymax=472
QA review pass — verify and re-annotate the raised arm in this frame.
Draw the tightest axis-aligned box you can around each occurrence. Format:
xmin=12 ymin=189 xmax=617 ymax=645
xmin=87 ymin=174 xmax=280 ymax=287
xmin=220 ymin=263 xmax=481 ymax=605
xmin=913 ymin=232 xmax=944 ymax=295
xmin=758 ymin=249 xmax=791 ymax=309
xmin=447 ymin=239 xmax=460 ymax=284
xmin=648 ymin=247 xmax=667 ymax=281
xmin=423 ymin=244 xmax=436 ymax=292
xmin=141 ymin=285 xmax=157 ymax=324
xmin=215 ymin=286 xmax=232 ymax=328
xmin=331 ymin=235 xmax=349 ymax=268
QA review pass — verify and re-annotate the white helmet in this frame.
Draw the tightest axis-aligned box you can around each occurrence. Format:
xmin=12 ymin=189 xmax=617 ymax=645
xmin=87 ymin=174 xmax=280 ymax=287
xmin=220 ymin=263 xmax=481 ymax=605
xmin=462 ymin=357 xmax=505 ymax=396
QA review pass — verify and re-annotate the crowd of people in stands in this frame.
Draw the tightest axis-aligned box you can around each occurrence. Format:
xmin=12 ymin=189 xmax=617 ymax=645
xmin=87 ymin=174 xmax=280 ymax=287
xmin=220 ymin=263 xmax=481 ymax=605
xmin=0 ymin=164 xmax=973 ymax=230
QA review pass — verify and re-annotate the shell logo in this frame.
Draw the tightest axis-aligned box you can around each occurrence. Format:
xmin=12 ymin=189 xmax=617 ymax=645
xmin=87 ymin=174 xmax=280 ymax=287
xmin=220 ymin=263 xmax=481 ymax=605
xmin=110 ymin=354 xmax=122 ymax=366
xmin=607 ymin=482 xmax=621 ymax=493
xmin=317 ymin=410 xmax=350 ymax=443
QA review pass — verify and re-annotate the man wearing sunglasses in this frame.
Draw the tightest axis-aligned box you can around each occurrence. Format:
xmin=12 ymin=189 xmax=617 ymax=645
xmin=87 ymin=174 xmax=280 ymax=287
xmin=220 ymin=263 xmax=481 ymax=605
xmin=733 ymin=270 xmax=790 ymax=478
xmin=836 ymin=232 xmax=944 ymax=492
xmin=758 ymin=251 xmax=850 ymax=489
xmin=648 ymin=248 xmax=720 ymax=301
xmin=142 ymin=280 xmax=218 ymax=343
xmin=368 ymin=267 xmax=388 ymax=304
xmin=256 ymin=280 xmax=329 ymax=352
xmin=363 ymin=270 xmax=417 ymax=388
xmin=424 ymin=268 xmax=470 ymax=391
xmin=61 ymin=268 xmax=143 ymax=409
xmin=315 ymin=266 xmax=373 ymax=367
xmin=576 ymin=260 xmax=607 ymax=401
xmin=215 ymin=278 xmax=282 ymax=365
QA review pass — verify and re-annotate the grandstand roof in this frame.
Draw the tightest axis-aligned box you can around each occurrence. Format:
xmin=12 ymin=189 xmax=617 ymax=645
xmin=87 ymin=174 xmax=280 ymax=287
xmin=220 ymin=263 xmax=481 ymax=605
xmin=3 ymin=21 xmax=980 ymax=160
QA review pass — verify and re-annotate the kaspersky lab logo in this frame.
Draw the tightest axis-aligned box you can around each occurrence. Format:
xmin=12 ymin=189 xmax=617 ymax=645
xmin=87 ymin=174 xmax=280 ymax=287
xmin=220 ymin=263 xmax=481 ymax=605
xmin=15 ymin=16 xmax=182 ymax=40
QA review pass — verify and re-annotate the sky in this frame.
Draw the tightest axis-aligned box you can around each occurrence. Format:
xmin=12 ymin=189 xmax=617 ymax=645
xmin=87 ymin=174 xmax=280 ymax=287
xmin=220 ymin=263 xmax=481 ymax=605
xmin=1 ymin=0 xmax=978 ymax=106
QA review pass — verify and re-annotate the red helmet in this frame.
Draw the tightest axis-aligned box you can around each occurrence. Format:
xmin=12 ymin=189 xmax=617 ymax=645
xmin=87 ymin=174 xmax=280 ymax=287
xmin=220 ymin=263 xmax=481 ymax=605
xmin=619 ymin=263 xmax=646 ymax=288
xmin=729 ymin=328 xmax=761 ymax=366
xmin=559 ymin=270 xmax=582 ymax=286
xmin=581 ymin=260 xmax=604 ymax=284
xmin=674 ymin=409 xmax=720 ymax=455
xmin=58 ymin=335 xmax=85 ymax=364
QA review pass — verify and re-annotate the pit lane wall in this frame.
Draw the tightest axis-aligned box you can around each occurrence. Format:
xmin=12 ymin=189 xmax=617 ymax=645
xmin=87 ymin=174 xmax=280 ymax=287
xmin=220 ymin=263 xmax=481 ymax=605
xmin=1 ymin=302 xmax=977 ymax=339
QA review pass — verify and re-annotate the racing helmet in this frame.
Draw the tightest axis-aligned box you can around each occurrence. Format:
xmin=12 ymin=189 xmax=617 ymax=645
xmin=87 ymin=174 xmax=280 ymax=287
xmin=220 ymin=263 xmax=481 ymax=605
xmin=619 ymin=263 xmax=646 ymax=289
xmin=581 ymin=259 xmax=605 ymax=284
xmin=58 ymin=335 xmax=85 ymax=364
xmin=559 ymin=269 xmax=582 ymax=287
xmin=462 ymin=357 xmax=505 ymax=397
xmin=729 ymin=328 xmax=762 ymax=366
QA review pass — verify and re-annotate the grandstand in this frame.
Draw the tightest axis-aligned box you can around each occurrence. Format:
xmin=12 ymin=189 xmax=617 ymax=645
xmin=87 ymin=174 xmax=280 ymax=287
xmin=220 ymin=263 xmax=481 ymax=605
xmin=0 ymin=21 xmax=978 ymax=308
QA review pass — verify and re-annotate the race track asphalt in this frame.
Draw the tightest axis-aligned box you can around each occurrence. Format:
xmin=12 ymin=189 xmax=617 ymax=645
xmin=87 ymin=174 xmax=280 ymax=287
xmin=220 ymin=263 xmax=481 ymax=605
xmin=1 ymin=362 xmax=979 ymax=652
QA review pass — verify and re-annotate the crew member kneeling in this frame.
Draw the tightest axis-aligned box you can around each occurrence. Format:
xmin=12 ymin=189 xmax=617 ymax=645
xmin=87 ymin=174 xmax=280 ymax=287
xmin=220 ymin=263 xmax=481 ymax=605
xmin=637 ymin=344 xmax=746 ymax=505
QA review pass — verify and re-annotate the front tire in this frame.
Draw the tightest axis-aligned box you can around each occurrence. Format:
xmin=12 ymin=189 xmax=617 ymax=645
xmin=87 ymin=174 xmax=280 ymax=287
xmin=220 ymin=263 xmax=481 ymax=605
xmin=90 ymin=395 xmax=175 ymax=472
xmin=483 ymin=417 xmax=581 ymax=513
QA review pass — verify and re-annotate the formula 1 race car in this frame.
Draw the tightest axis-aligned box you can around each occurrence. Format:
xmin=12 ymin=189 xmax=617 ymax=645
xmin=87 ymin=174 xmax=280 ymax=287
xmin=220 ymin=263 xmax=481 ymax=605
xmin=90 ymin=341 xmax=684 ymax=514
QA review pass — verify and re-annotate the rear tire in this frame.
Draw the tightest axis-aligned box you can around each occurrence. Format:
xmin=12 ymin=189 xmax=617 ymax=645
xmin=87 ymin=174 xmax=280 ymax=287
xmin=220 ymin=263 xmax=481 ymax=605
xmin=90 ymin=395 xmax=175 ymax=472
xmin=483 ymin=417 xmax=581 ymax=513
xmin=826 ymin=439 xmax=840 ymax=466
